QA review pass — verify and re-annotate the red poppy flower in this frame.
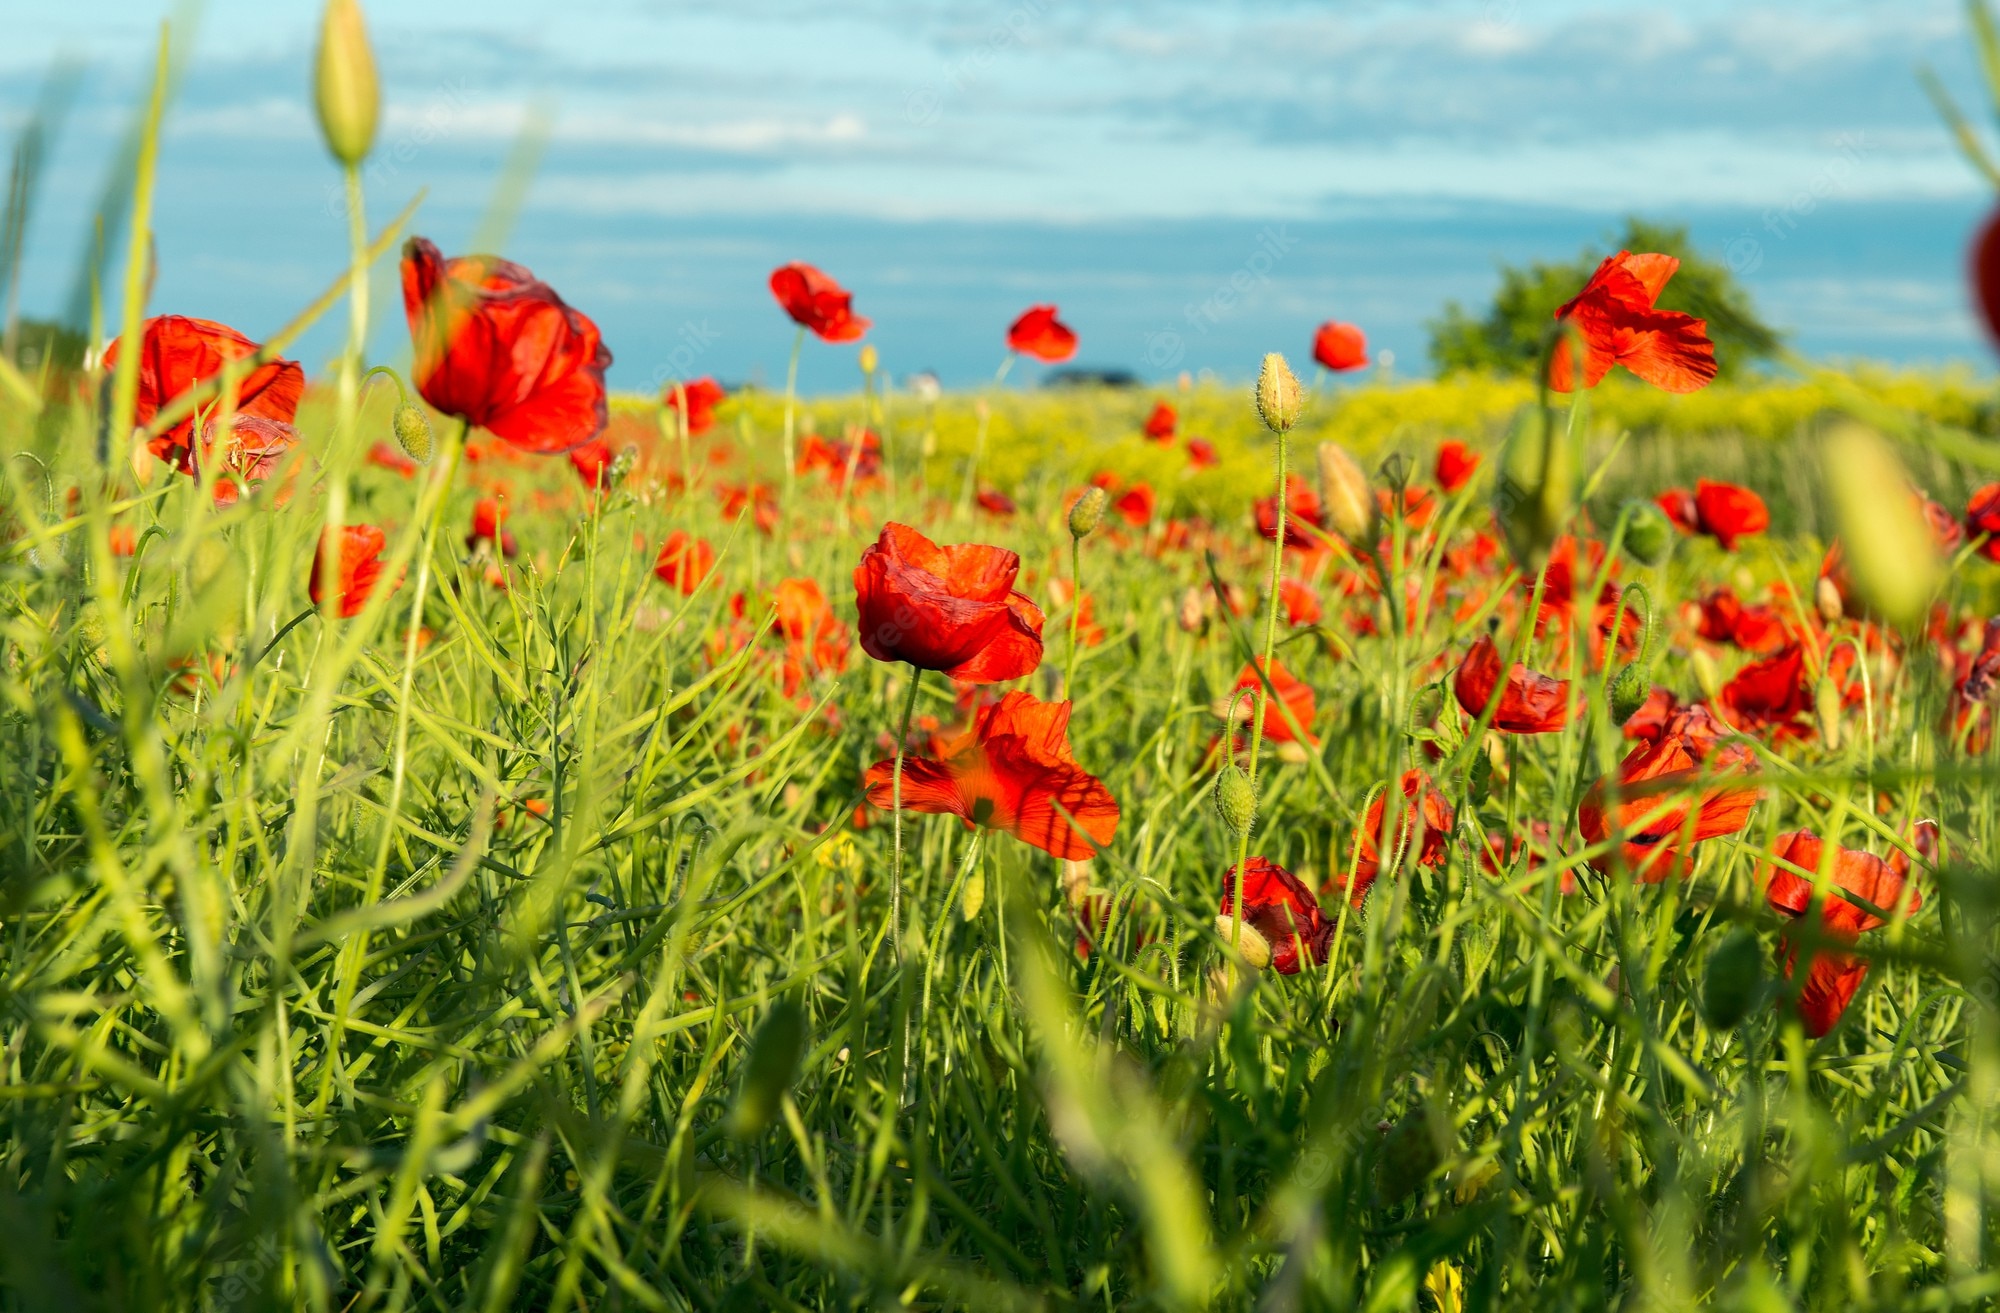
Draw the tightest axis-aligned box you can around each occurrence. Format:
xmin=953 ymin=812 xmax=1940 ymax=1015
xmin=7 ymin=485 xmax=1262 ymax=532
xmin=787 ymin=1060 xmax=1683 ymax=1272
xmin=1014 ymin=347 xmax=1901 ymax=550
xmin=367 ymin=440 xmax=419 ymax=477
xmin=976 ymin=488 xmax=1017 ymax=517
xmin=102 ymin=315 xmax=304 ymax=473
xmin=1089 ymin=470 xmax=1121 ymax=491
xmin=401 ymin=237 xmax=612 ymax=455
xmin=195 ymin=414 xmax=304 ymax=506
xmin=1718 ymin=644 xmax=1817 ymax=738
xmin=108 ymin=524 xmax=138 ymax=557
xmin=863 ymin=691 xmax=1118 ymax=860
xmin=1452 ymin=634 xmax=1570 ymax=734
xmin=1006 ymin=305 xmax=1077 ymax=363
xmin=769 ymin=262 xmax=870 ymax=343
xmin=1622 ymin=686 xmax=1682 ymax=742
xmin=1691 ymin=480 xmax=1768 ymax=550
xmin=720 ymin=482 xmax=781 ymax=535
xmin=1577 ymin=711 xmax=1758 ymax=881
xmin=774 ymin=576 xmax=850 ymax=691
xmin=467 ymin=497 xmax=518 ymax=558
xmin=309 ymin=524 xmax=399 ymax=619
xmin=569 ymin=438 xmax=616 ymax=491
xmin=654 ymin=531 xmax=715 ymax=595
xmin=1219 ymin=657 xmax=1318 ymax=747
xmin=1186 ymin=437 xmax=1218 ymax=470
xmin=1549 ymin=251 xmax=1717 ymax=394
xmin=1113 ymin=483 xmax=1155 ymax=527
xmin=853 ymin=522 xmax=1045 ymax=683
xmin=1254 ymin=475 xmax=1330 ymax=549
xmin=1763 ymin=823 xmax=1934 ymax=1037
xmin=1218 ymin=858 xmax=1331 ymax=974
xmin=1311 ymin=320 xmax=1368 ymax=372
xmin=1434 ymin=439 xmax=1479 ymax=493
xmin=1968 ymin=483 xmax=2000 ymax=562
xmin=1143 ymin=401 xmax=1177 ymax=442
xmin=1975 ymin=209 xmax=2000 ymax=350
xmin=796 ymin=431 xmax=884 ymax=490
xmin=662 ymin=377 xmax=726 ymax=436
xmin=1657 ymin=487 xmax=1699 ymax=535
xmin=1340 ymin=770 xmax=1454 ymax=906
xmin=1279 ymin=577 xmax=1322 ymax=628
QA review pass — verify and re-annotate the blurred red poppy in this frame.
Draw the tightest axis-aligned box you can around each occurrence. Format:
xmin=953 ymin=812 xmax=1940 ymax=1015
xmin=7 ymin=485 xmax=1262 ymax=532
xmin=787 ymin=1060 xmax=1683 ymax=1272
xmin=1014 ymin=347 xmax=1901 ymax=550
xmin=1577 ymin=710 xmax=1758 ymax=881
xmin=1968 ymin=483 xmax=2000 ymax=561
xmin=1006 ymin=305 xmax=1077 ymax=362
xmin=719 ymin=482 xmax=781 ymax=534
xmin=1113 ymin=483 xmax=1155 ymax=527
xmin=1434 ymin=439 xmax=1479 ymax=493
xmin=467 ymin=497 xmax=518 ymax=558
xmin=401 ymin=237 xmax=612 ymax=454
xmin=1186 ymin=437 xmax=1218 ymax=470
xmin=1763 ymin=823 xmax=1934 ymax=1037
xmin=1279 ymin=577 xmax=1322 ymax=627
xmin=1143 ymin=401 xmax=1177 ymax=442
xmin=1340 ymin=770 xmax=1454 ymax=906
xmin=1255 ymin=475 xmax=1330 ymax=549
xmin=654 ymin=531 xmax=715 ymax=595
xmin=102 ymin=315 xmax=304 ymax=473
xmin=1452 ymin=634 xmax=1570 ymax=733
xmin=1693 ymin=480 xmax=1767 ymax=550
xmin=1218 ymin=858 xmax=1330 ymax=974
xmin=853 ymin=522 xmax=1045 ymax=683
xmin=663 ymin=377 xmax=726 ymax=435
xmin=1312 ymin=320 xmax=1368 ymax=372
xmin=774 ymin=576 xmax=851 ymax=692
xmin=1549 ymin=251 xmax=1716 ymax=393
xmin=1218 ymin=657 xmax=1318 ymax=747
xmin=863 ymin=691 xmax=1118 ymax=860
xmin=976 ymin=488 xmax=1018 ymax=517
xmin=769 ymin=262 xmax=870 ymax=342
xmin=367 ymin=440 xmax=419 ymax=477
xmin=310 ymin=524 xmax=399 ymax=619
xmin=569 ymin=439 xmax=616 ymax=491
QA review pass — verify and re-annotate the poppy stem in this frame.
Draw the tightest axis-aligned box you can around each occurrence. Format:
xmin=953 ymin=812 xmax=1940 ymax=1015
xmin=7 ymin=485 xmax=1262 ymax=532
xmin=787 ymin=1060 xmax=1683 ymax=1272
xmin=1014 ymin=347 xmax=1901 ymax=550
xmin=781 ymin=325 xmax=804 ymax=515
xmin=1244 ymin=433 xmax=1289 ymax=788
xmin=888 ymin=666 xmax=924 ymax=966
xmin=1064 ymin=535 xmax=1083 ymax=699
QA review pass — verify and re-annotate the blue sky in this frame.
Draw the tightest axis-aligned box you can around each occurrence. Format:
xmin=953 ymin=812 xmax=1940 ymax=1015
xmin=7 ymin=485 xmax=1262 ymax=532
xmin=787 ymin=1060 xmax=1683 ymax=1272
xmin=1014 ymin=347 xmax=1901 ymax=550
xmin=0 ymin=0 xmax=1992 ymax=391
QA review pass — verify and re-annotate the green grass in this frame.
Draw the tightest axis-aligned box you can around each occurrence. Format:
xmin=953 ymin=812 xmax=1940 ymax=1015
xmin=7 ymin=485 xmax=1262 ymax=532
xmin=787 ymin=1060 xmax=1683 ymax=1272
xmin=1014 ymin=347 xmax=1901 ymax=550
xmin=2 ymin=362 xmax=2000 ymax=1311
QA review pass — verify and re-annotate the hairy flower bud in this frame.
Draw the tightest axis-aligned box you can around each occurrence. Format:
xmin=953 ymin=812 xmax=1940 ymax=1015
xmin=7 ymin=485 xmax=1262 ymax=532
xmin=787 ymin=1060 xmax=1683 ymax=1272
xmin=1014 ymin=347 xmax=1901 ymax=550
xmin=1213 ymin=763 xmax=1257 ymax=836
xmin=1608 ymin=662 xmax=1651 ymax=725
xmin=313 ymin=0 xmax=380 ymax=168
xmin=1622 ymin=499 xmax=1673 ymax=568
xmin=1068 ymin=485 xmax=1108 ymax=539
xmin=1214 ymin=915 xmax=1273 ymax=970
xmin=392 ymin=403 xmax=433 ymax=465
xmin=1821 ymin=423 xmax=1940 ymax=631
xmin=858 ymin=344 xmax=879 ymax=376
xmin=1815 ymin=574 xmax=1844 ymax=624
xmin=1701 ymin=928 xmax=1763 ymax=1031
xmin=1316 ymin=441 xmax=1373 ymax=541
xmin=1254 ymin=352 xmax=1304 ymax=434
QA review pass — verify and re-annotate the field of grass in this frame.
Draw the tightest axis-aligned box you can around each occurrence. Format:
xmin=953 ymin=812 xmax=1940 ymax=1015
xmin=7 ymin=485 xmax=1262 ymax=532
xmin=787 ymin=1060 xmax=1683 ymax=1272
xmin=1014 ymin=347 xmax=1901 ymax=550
xmin=5 ymin=346 xmax=2000 ymax=1311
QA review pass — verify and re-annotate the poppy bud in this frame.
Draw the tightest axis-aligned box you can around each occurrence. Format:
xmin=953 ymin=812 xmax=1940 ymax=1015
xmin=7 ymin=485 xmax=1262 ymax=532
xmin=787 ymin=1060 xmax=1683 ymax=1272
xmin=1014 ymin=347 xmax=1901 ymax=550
xmin=313 ymin=0 xmax=381 ymax=168
xmin=392 ymin=403 xmax=434 ymax=465
xmin=859 ymin=344 xmax=879 ymax=376
xmin=960 ymin=867 xmax=985 ymax=921
xmin=1814 ymin=670 xmax=1844 ymax=751
xmin=1608 ymin=662 xmax=1651 ymax=725
xmin=1068 ymin=486 xmax=1108 ymax=539
xmin=609 ymin=444 xmax=640 ymax=488
xmin=1060 ymin=858 xmax=1092 ymax=909
xmin=1494 ymin=405 xmax=1573 ymax=573
xmin=1316 ymin=441 xmax=1373 ymax=541
xmin=1213 ymin=915 xmax=1273 ymax=970
xmin=1254 ymin=352 xmax=1304 ymax=434
xmin=728 ymin=999 xmax=806 ymax=1139
xmin=1814 ymin=574 xmax=1844 ymax=624
xmin=1821 ymin=423 xmax=1940 ymax=631
xmin=1701 ymin=928 xmax=1763 ymax=1031
xmin=1622 ymin=499 xmax=1673 ymax=568
xmin=1213 ymin=763 xmax=1257 ymax=836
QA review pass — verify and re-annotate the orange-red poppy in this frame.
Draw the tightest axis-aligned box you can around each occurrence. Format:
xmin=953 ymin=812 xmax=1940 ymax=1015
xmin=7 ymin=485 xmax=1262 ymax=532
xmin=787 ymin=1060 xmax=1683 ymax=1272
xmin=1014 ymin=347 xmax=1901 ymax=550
xmin=401 ymin=237 xmax=612 ymax=454
xmin=1577 ymin=709 xmax=1758 ymax=881
xmin=367 ymin=440 xmax=419 ymax=477
xmin=1339 ymin=770 xmax=1454 ymax=906
xmin=769 ymin=262 xmax=870 ymax=342
xmin=1452 ymin=634 xmax=1570 ymax=734
xmin=773 ymin=576 xmax=851 ymax=693
xmin=1434 ymin=439 xmax=1479 ymax=493
xmin=1255 ymin=475 xmax=1330 ymax=549
xmin=654 ymin=531 xmax=714 ymax=595
xmin=1549 ymin=251 xmax=1717 ymax=394
xmin=852 ymin=523 xmax=1044 ymax=683
xmin=976 ymin=488 xmax=1017 ymax=517
xmin=1006 ymin=305 xmax=1077 ymax=363
xmin=662 ymin=377 xmax=726 ymax=435
xmin=195 ymin=414 xmax=304 ymax=506
xmin=1221 ymin=657 xmax=1318 ymax=747
xmin=1968 ymin=483 xmax=2000 ymax=561
xmin=569 ymin=438 xmax=616 ymax=491
xmin=1279 ymin=577 xmax=1322 ymax=628
xmin=467 ymin=497 xmax=518 ymax=558
xmin=101 ymin=315 xmax=304 ymax=473
xmin=309 ymin=524 xmax=399 ymax=619
xmin=1186 ymin=437 xmax=1218 ymax=470
xmin=1143 ymin=401 xmax=1177 ymax=442
xmin=1218 ymin=858 xmax=1331 ymax=974
xmin=863 ymin=691 xmax=1118 ymax=860
xmin=1113 ymin=483 xmax=1155 ymax=527
xmin=1312 ymin=320 xmax=1368 ymax=372
xmin=1763 ymin=823 xmax=1933 ymax=1037
xmin=1680 ymin=480 xmax=1768 ymax=550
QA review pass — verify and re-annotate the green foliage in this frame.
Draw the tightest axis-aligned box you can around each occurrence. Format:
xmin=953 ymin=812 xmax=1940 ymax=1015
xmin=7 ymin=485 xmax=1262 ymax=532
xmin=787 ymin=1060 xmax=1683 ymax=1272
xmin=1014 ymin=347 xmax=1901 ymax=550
xmin=1428 ymin=217 xmax=1785 ymax=380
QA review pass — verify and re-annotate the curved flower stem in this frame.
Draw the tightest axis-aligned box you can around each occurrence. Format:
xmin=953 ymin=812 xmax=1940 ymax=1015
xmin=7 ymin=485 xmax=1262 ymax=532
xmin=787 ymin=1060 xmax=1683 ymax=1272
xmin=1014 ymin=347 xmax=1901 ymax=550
xmin=889 ymin=666 xmax=924 ymax=965
xmin=781 ymin=324 xmax=805 ymax=512
xmin=1064 ymin=535 xmax=1083 ymax=699
xmin=1245 ymin=433 xmax=1289 ymax=788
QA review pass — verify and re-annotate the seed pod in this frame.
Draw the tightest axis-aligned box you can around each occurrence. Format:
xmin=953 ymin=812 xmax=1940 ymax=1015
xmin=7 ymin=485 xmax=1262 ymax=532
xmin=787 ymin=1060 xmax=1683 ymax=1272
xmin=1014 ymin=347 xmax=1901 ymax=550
xmin=859 ymin=344 xmax=879 ymax=376
xmin=1815 ymin=574 xmax=1844 ymax=624
xmin=1213 ymin=915 xmax=1273 ymax=970
xmin=1254 ymin=352 xmax=1304 ymax=434
xmin=1701 ymin=928 xmax=1763 ymax=1031
xmin=1622 ymin=499 xmax=1673 ymax=568
xmin=1494 ymin=405 xmax=1573 ymax=574
xmin=313 ymin=0 xmax=381 ymax=168
xmin=1068 ymin=486 xmax=1108 ymax=539
xmin=728 ymin=1000 xmax=806 ymax=1139
xmin=1608 ymin=662 xmax=1651 ymax=725
xmin=392 ymin=403 xmax=433 ymax=465
xmin=1316 ymin=441 xmax=1373 ymax=541
xmin=1820 ymin=423 xmax=1940 ymax=631
xmin=1213 ymin=763 xmax=1257 ymax=836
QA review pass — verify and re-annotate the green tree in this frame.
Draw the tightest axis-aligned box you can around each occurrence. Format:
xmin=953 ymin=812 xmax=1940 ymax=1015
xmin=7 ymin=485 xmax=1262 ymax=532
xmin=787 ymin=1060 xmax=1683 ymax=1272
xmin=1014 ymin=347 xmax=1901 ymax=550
xmin=1428 ymin=217 xmax=1783 ymax=381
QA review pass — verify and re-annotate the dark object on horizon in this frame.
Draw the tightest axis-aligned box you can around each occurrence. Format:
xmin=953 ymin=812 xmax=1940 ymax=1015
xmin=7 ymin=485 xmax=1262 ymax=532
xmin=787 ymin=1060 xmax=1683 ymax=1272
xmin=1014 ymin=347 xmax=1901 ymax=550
xmin=1043 ymin=366 xmax=1139 ymax=390
xmin=1427 ymin=217 xmax=1783 ymax=382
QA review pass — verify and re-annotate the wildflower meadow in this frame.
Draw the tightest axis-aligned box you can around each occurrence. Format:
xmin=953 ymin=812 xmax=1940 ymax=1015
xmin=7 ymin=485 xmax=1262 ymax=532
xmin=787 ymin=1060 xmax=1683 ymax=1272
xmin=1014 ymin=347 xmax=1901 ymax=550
xmin=8 ymin=3 xmax=2000 ymax=1310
